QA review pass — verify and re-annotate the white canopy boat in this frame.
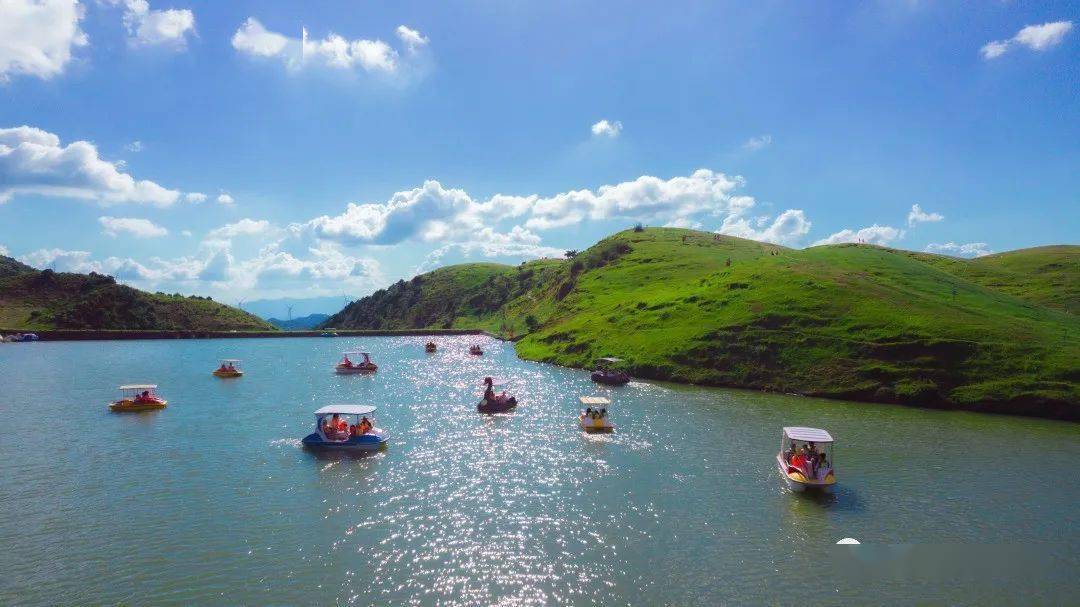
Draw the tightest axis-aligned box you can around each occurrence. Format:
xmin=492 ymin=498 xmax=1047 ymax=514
xmin=776 ymin=426 xmax=836 ymax=492
xmin=579 ymin=396 xmax=614 ymax=433
xmin=302 ymin=404 xmax=388 ymax=451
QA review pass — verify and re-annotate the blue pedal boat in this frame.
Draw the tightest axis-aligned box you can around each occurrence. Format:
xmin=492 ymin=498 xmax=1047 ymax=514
xmin=302 ymin=404 xmax=388 ymax=451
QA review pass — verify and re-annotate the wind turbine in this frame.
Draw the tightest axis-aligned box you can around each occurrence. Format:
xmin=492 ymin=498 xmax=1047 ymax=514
xmin=287 ymin=305 xmax=294 ymax=321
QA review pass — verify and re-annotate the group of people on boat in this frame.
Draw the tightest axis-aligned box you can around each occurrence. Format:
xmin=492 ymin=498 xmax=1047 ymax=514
xmin=583 ymin=407 xmax=608 ymax=421
xmin=339 ymin=353 xmax=376 ymax=370
xmin=482 ymin=377 xmax=511 ymax=403
xmin=784 ymin=441 xmax=830 ymax=480
xmin=134 ymin=390 xmax=162 ymax=404
xmin=217 ymin=362 xmax=237 ymax=373
xmin=321 ymin=413 xmax=374 ymax=441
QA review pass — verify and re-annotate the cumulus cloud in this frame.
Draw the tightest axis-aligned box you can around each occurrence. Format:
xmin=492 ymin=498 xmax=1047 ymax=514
xmin=743 ymin=134 xmax=772 ymax=151
xmin=719 ymin=209 xmax=811 ymax=246
xmin=106 ymin=0 xmax=196 ymax=48
xmin=184 ymin=192 xmax=206 ymax=203
xmin=926 ymin=242 xmax=991 ymax=258
xmin=981 ymin=20 xmax=1073 ymax=59
xmin=0 ymin=125 xmax=182 ymax=206
xmin=907 ymin=203 xmax=943 ymax=226
xmin=99 ymin=216 xmax=168 ymax=238
xmin=591 ymin=119 xmax=622 ymax=138
xmin=813 ymin=224 xmax=904 ymax=247
xmin=216 ymin=193 xmax=235 ymax=205
xmin=231 ymin=18 xmax=426 ymax=75
xmin=0 ymin=244 xmax=8 ymax=256
xmin=0 ymin=0 xmax=87 ymax=82
xmin=206 ymin=218 xmax=272 ymax=240
xmin=395 ymin=25 xmax=428 ymax=53
xmin=125 ymin=140 xmax=143 ymax=152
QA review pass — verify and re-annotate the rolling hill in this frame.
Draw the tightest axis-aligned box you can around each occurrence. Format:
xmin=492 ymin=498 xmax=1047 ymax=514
xmin=0 ymin=255 xmax=275 ymax=332
xmin=268 ymin=313 xmax=331 ymax=330
xmin=323 ymin=228 xmax=1079 ymax=419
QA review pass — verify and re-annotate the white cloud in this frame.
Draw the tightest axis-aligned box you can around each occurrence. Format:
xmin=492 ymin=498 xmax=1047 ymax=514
xmin=926 ymin=242 xmax=991 ymax=258
xmin=180 ymin=230 xmax=192 ymax=237
xmin=231 ymin=18 xmax=290 ymax=58
xmin=106 ymin=0 xmax=195 ymax=48
xmin=743 ymin=134 xmax=772 ymax=151
xmin=216 ymin=193 xmax=235 ymax=205
xmin=125 ymin=140 xmax=143 ymax=152
xmin=907 ymin=203 xmax=943 ymax=226
xmin=395 ymin=25 xmax=428 ymax=53
xmin=981 ymin=20 xmax=1073 ymax=59
xmin=812 ymin=224 xmax=904 ymax=246
xmin=0 ymin=125 xmax=181 ymax=206
xmin=591 ymin=119 xmax=622 ymax=138
xmin=206 ymin=218 xmax=272 ymax=240
xmin=0 ymin=0 xmax=87 ymax=82
xmin=98 ymin=216 xmax=168 ymax=238
xmin=718 ymin=209 xmax=811 ymax=246
xmin=0 ymin=244 xmax=8 ymax=256
xmin=232 ymin=18 xmax=415 ymax=74
xmin=184 ymin=192 xmax=206 ymax=203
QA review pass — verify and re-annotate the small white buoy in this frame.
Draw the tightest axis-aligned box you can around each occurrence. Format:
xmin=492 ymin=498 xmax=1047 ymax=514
xmin=836 ymin=538 xmax=860 ymax=545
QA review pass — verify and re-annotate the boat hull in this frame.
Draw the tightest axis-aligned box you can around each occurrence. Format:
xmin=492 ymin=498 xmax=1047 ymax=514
xmin=335 ymin=365 xmax=377 ymax=374
xmin=212 ymin=370 xmax=243 ymax=378
xmin=591 ymin=372 xmax=629 ymax=386
xmin=477 ymin=398 xmax=516 ymax=413
xmin=579 ymin=416 xmax=614 ymax=433
xmin=776 ymin=455 xmax=835 ymax=492
xmin=109 ymin=400 xmax=167 ymax=412
xmin=302 ymin=432 xmax=387 ymax=451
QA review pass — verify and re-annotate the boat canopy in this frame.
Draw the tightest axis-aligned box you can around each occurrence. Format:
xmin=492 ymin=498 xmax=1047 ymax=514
xmin=342 ymin=351 xmax=370 ymax=356
xmin=580 ymin=396 xmax=611 ymax=406
xmin=119 ymin=384 xmax=157 ymax=391
xmin=783 ymin=427 xmax=834 ymax=443
xmin=221 ymin=359 xmax=241 ymax=363
xmin=314 ymin=404 xmax=377 ymax=417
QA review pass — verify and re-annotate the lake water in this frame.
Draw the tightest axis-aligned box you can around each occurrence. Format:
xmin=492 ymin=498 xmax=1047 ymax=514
xmin=0 ymin=336 xmax=1077 ymax=605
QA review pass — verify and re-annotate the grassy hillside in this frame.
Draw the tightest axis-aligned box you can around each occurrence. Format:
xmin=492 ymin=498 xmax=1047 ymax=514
xmin=324 ymin=228 xmax=1078 ymax=418
xmin=0 ymin=257 xmax=275 ymax=331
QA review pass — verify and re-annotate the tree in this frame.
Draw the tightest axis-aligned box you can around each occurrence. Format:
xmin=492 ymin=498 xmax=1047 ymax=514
xmin=633 ymin=223 xmax=644 ymax=232
xmin=565 ymin=250 xmax=578 ymax=259
xmin=525 ymin=314 xmax=539 ymax=331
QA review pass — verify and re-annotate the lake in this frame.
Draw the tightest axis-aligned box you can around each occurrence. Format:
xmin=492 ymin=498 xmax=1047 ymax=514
xmin=0 ymin=336 xmax=1076 ymax=605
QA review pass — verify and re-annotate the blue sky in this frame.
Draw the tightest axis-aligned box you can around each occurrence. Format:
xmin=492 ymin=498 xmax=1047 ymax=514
xmin=1 ymin=0 xmax=1076 ymax=305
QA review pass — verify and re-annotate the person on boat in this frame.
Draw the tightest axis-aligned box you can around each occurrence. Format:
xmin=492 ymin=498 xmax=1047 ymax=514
xmin=599 ymin=408 xmax=606 ymax=418
xmin=584 ymin=407 xmax=593 ymax=418
xmin=135 ymin=390 xmax=154 ymax=403
xmin=342 ymin=355 xmax=353 ymax=368
xmin=790 ymin=449 xmax=807 ymax=472
xmin=785 ymin=441 xmax=797 ymax=463
xmin=483 ymin=377 xmax=495 ymax=402
xmin=358 ymin=417 xmax=372 ymax=435
xmin=219 ymin=363 xmax=229 ymax=372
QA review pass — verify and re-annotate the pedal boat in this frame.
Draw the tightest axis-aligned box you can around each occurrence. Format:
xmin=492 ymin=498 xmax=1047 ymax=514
xmin=477 ymin=378 xmax=516 ymax=413
xmin=212 ymin=358 xmax=244 ymax=378
xmin=777 ymin=427 xmax=836 ymax=492
xmin=469 ymin=345 xmax=484 ymax=356
xmin=302 ymin=404 xmax=388 ymax=451
xmin=579 ymin=396 xmax=614 ymax=433
xmin=109 ymin=384 xmax=167 ymax=412
xmin=425 ymin=341 xmax=437 ymax=353
xmin=335 ymin=351 xmax=377 ymax=374
xmin=591 ymin=357 xmax=630 ymax=385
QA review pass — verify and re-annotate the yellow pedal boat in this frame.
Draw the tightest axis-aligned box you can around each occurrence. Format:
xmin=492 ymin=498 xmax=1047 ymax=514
xmin=109 ymin=384 xmax=168 ymax=412
xmin=212 ymin=358 xmax=244 ymax=378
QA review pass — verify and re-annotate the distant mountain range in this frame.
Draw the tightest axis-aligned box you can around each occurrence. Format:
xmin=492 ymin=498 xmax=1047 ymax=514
xmin=323 ymin=227 xmax=1078 ymax=419
xmin=0 ymin=255 xmax=274 ymax=331
xmin=268 ymin=313 xmax=331 ymax=330
xmin=242 ymin=296 xmax=353 ymax=321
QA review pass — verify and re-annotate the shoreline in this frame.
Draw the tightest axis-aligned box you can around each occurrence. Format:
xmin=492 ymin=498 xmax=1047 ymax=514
xmin=0 ymin=328 xmax=492 ymax=341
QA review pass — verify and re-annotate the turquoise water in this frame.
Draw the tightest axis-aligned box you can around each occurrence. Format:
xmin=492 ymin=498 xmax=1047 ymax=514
xmin=0 ymin=336 xmax=1077 ymax=605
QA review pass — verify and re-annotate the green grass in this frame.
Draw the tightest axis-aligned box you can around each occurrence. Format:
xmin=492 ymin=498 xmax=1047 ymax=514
xmin=324 ymin=228 xmax=1079 ymax=418
xmin=0 ymin=259 xmax=274 ymax=331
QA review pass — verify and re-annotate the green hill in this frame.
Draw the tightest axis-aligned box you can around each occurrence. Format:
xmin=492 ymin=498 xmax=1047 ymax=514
xmin=0 ymin=256 xmax=274 ymax=331
xmin=324 ymin=228 xmax=1078 ymax=419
